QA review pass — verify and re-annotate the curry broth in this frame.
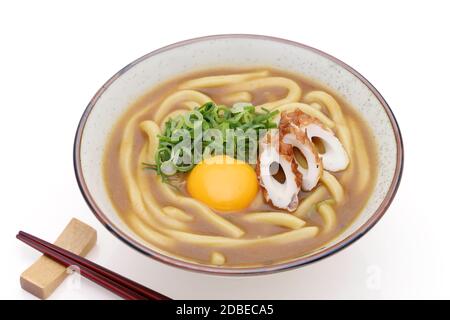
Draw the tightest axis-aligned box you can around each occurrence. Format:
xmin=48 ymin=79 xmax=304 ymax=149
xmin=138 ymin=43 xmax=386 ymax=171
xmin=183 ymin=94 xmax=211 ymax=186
xmin=103 ymin=67 xmax=378 ymax=267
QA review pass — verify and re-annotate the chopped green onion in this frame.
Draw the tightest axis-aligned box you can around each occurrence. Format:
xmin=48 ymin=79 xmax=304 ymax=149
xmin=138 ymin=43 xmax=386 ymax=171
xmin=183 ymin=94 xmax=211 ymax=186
xmin=148 ymin=101 xmax=279 ymax=181
xmin=160 ymin=160 xmax=177 ymax=176
xmin=184 ymin=110 xmax=203 ymax=128
xmin=231 ymin=102 xmax=253 ymax=114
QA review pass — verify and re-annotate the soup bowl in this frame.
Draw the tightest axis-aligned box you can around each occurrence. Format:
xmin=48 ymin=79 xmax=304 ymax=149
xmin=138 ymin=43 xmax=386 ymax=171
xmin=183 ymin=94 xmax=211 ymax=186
xmin=74 ymin=34 xmax=403 ymax=275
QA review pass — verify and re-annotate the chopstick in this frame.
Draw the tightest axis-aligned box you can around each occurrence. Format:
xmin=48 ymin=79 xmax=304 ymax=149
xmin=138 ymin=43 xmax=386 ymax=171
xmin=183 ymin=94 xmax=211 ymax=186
xmin=17 ymin=231 xmax=171 ymax=300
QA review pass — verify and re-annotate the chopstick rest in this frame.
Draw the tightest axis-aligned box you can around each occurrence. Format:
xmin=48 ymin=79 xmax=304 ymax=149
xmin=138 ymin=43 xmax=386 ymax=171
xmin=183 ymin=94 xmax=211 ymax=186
xmin=20 ymin=218 xmax=97 ymax=299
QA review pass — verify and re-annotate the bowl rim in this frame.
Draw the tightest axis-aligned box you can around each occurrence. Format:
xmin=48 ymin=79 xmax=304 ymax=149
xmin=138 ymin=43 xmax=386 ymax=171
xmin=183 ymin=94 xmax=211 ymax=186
xmin=74 ymin=34 xmax=404 ymax=275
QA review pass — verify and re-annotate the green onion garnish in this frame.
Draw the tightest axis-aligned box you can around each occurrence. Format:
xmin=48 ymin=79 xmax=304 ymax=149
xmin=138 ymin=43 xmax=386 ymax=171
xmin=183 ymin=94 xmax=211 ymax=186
xmin=143 ymin=101 xmax=279 ymax=180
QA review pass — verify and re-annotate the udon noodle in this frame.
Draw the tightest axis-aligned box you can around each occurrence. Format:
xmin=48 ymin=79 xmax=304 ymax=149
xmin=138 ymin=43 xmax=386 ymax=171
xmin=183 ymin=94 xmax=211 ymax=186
xmin=103 ymin=68 xmax=377 ymax=267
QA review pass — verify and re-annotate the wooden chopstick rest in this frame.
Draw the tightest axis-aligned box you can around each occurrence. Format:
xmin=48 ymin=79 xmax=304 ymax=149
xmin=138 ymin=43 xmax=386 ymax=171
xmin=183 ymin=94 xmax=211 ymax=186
xmin=20 ymin=218 xmax=97 ymax=299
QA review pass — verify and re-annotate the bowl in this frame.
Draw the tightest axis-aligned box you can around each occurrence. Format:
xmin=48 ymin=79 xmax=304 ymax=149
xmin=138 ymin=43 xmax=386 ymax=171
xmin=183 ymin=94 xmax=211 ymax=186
xmin=74 ymin=34 xmax=403 ymax=275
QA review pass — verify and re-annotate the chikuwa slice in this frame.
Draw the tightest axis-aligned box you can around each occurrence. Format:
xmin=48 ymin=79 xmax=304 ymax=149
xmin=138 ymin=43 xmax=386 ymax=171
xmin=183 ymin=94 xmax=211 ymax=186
xmin=257 ymin=130 xmax=302 ymax=212
xmin=282 ymin=126 xmax=323 ymax=191
xmin=282 ymin=110 xmax=349 ymax=172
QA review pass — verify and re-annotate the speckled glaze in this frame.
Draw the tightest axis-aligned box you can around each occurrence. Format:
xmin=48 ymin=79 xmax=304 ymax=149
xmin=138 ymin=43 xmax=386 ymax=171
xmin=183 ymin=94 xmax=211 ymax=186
xmin=74 ymin=34 xmax=403 ymax=275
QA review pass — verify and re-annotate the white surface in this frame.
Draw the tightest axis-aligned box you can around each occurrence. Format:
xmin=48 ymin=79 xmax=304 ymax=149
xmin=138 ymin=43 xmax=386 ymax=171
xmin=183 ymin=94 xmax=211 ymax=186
xmin=1 ymin=0 xmax=449 ymax=299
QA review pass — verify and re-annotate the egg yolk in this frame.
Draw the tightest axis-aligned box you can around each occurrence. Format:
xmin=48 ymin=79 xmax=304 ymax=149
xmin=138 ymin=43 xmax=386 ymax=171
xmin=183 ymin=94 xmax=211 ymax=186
xmin=187 ymin=155 xmax=259 ymax=212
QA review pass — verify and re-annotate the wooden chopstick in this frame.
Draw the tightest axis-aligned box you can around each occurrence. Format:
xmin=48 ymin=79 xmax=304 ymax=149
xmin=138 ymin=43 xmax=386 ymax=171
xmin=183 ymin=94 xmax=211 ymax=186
xmin=17 ymin=232 xmax=144 ymax=300
xmin=17 ymin=231 xmax=171 ymax=300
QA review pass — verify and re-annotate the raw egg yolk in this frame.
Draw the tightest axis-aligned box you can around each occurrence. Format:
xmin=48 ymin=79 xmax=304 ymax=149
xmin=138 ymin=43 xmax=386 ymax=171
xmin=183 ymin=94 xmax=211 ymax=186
xmin=187 ymin=155 xmax=259 ymax=212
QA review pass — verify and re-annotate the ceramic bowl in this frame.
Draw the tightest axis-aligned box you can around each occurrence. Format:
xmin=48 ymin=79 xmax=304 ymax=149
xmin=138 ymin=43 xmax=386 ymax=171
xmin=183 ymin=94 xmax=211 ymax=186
xmin=74 ymin=34 xmax=403 ymax=275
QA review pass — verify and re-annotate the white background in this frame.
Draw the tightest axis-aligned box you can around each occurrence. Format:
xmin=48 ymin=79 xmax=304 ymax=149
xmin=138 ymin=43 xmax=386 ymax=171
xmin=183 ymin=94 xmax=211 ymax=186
xmin=1 ymin=0 xmax=449 ymax=300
